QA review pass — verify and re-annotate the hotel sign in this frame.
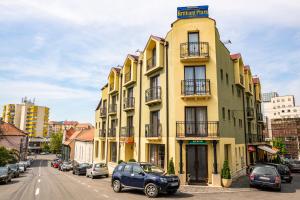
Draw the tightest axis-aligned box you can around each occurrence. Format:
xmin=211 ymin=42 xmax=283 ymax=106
xmin=177 ymin=6 xmax=209 ymax=19
xmin=189 ymin=140 xmax=207 ymax=145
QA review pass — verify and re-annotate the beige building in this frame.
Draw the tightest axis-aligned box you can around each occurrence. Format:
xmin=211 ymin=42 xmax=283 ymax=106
xmin=93 ymin=7 xmax=265 ymax=186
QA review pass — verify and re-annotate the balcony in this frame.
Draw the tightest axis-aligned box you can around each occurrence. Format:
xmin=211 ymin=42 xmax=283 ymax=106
xmin=99 ymin=129 xmax=106 ymax=138
xmin=108 ymin=104 xmax=117 ymax=115
xmin=246 ymin=107 xmax=254 ymax=119
xmin=108 ymin=128 xmax=116 ymax=139
xmin=240 ymin=74 xmax=244 ymax=86
xmin=120 ymin=127 xmax=134 ymax=143
xmin=145 ymin=57 xmax=163 ymax=76
xmin=180 ymin=42 xmax=209 ymax=62
xmin=124 ymin=71 xmax=136 ymax=87
xmin=123 ymin=97 xmax=135 ymax=111
xmin=145 ymin=86 xmax=161 ymax=105
xmin=145 ymin=123 xmax=161 ymax=140
xmin=100 ymin=107 xmax=107 ymax=118
xmin=257 ymin=113 xmax=263 ymax=122
xmin=247 ymin=134 xmax=257 ymax=143
xmin=176 ymin=121 xmax=219 ymax=140
xmin=181 ymin=79 xmax=211 ymax=99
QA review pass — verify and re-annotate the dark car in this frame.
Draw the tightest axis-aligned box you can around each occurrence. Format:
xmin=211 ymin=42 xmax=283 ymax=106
xmin=288 ymin=160 xmax=300 ymax=172
xmin=73 ymin=163 xmax=91 ymax=175
xmin=112 ymin=162 xmax=180 ymax=198
xmin=0 ymin=167 xmax=13 ymax=184
xmin=6 ymin=164 xmax=20 ymax=178
xmin=249 ymin=165 xmax=281 ymax=191
xmin=264 ymin=163 xmax=292 ymax=183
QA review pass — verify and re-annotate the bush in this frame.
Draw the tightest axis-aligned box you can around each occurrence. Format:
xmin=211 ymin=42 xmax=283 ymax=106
xmin=0 ymin=147 xmax=18 ymax=166
xmin=167 ymin=158 xmax=175 ymax=175
xmin=221 ymin=160 xmax=231 ymax=179
xmin=128 ymin=158 xmax=136 ymax=162
xmin=118 ymin=160 xmax=124 ymax=164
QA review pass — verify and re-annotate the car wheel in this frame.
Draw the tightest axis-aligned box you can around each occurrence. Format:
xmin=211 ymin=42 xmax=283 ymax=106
xmin=112 ymin=180 xmax=122 ymax=193
xmin=167 ymin=190 xmax=177 ymax=195
xmin=145 ymin=183 xmax=159 ymax=198
xmin=105 ymin=174 xmax=109 ymax=178
xmin=72 ymin=171 xmax=75 ymax=174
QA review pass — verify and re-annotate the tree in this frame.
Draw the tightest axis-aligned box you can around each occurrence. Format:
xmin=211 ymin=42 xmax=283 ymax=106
xmin=221 ymin=160 xmax=231 ymax=179
xmin=49 ymin=132 xmax=63 ymax=154
xmin=272 ymin=138 xmax=287 ymax=155
xmin=0 ymin=147 xmax=17 ymax=166
xmin=167 ymin=157 xmax=175 ymax=174
xmin=41 ymin=142 xmax=50 ymax=152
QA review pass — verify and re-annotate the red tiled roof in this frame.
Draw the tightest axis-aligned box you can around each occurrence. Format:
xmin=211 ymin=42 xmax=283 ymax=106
xmin=75 ymin=123 xmax=93 ymax=130
xmin=63 ymin=130 xmax=82 ymax=146
xmin=230 ymin=53 xmax=241 ymax=60
xmin=253 ymin=77 xmax=260 ymax=84
xmin=128 ymin=54 xmax=139 ymax=61
xmin=244 ymin=65 xmax=250 ymax=72
xmin=0 ymin=122 xmax=27 ymax=136
xmin=75 ymin=128 xmax=94 ymax=142
xmin=65 ymin=127 xmax=76 ymax=141
xmin=63 ymin=121 xmax=78 ymax=126
xmin=112 ymin=67 xmax=121 ymax=73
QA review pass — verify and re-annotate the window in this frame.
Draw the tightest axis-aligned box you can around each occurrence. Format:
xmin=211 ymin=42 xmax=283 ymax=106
xmin=222 ymin=107 xmax=226 ymax=120
xmin=101 ymin=141 xmax=105 ymax=160
xmin=150 ymin=110 xmax=160 ymax=136
xmin=184 ymin=66 xmax=206 ymax=95
xmin=133 ymin=165 xmax=143 ymax=174
xmin=232 ymin=85 xmax=234 ymax=95
xmin=288 ymin=109 xmax=291 ymax=112
xmin=220 ymin=69 xmax=223 ymax=81
xmin=233 ymin=117 xmax=236 ymax=127
xmin=282 ymin=105 xmax=285 ymax=108
xmin=95 ymin=141 xmax=99 ymax=158
xmin=185 ymin=107 xmax=207 ymax=136
xmin=281 ymin=99 xmax=285 ymax=102
xmin=237 ymin=88 xmax=241 ymax=97
xmin=110 ymin=142 xmax=117 ymax=162
xmin=124 ymin=165 xmax=132 ymax=173
xmin=188 ymin=32 xmax=199 ymax=56
xmin=288 ymin=98 xmax=291 ymax=101
xmin=282 ymin=110 xmax=285 ymax=113
xmin=152 ymin=47 xmax=156 ymax=66
xmin=274 ymin=113 xmax=276 ymax=115
xmin=149 ymin=144 xmax=165 ymax=169
xmin=239 ymin=119 xmax=243 ymax=128
xmin=228 ymin=109 xmax=231 ymax=120
xmin=226 ymin=73 xmax=229 ymax=85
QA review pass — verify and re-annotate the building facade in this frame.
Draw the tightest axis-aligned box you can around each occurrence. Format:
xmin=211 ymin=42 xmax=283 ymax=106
xmin=74 ymin=128 xmax=94 ymax=164
xmin=93 ymin=7 xmax=265 ymax=186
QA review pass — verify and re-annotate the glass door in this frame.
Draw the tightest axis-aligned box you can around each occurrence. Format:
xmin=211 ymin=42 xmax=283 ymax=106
xmin=188 ymin=32 xmax=199 ymax=56
xmin=150 ymin=111 xmax=160 ymax=137
xmin=184 ymin=66 xmax=206 ymax=95
xmin=185 ymin=107 xmax=207 ymax=136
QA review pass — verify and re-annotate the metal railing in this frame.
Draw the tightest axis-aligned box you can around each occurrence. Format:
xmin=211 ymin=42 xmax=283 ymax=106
xmin=99 ymin=129 xmax=106 ymax=138
xmin=100 ymin=107 xmax=107 ymax=117
xmin=145 ymin=123 xmax=162 ymax=138
xmin=145 ymin=86 xmax=161 ymax=102
xmin=247 ymin=133 xmax=257 ymax=143
xmin=121 ymin=127 xmax=134 ymax=138
xmin=123 ymin=97 xmax=135 ymax=110
xmin=180 ymin=42 xmax=209 ymax=58
xmin=108 ymin=128 xmax=116 ymax=137
xmin=108 ymin=104 xmax=117 ymax=113
xmin=176 ymin=121 xmax=219 ymax=138
xmin=246 ymin=107 xmax=254 ymax=118
xmin=257 ymin=113 xmax=263 ymax=121
xmin=124 ymin=71 xmax=131 ymax=83
xmin=181 ymin=79 xmax=210 ymax=96
xmin=146 ymin=57 xmax=156 ymax=71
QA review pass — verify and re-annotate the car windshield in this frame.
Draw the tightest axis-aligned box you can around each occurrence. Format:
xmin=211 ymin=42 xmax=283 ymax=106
xmin=141 ymin=164 xmax=164 ymax=174
xmin=0 ymin=167 xmax=8 ymax=173
xmin=8 ymin=164 xmax=17 ymax=169
xmin=80 ymin=163 xmax=89 ymax=167
xmin=253 ymin=166 xmax=277 ymax=176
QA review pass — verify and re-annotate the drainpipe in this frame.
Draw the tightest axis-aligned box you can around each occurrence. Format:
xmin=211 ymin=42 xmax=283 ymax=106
xmin=138 ymin=60 xmax=143 ymax=162
xmin=118 ymin=73 xmax=123 ymax=162
xmin=165 ymin=41 xmax=170 ymax=166
xmin=106 ymin=90 xmax=110 ymax=165
xmin=242 ymin=87 xmax=249 ymax=166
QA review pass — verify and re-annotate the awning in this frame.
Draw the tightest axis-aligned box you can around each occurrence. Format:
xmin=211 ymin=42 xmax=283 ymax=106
xmin=258 ymin=145 xmax=278 ymax=154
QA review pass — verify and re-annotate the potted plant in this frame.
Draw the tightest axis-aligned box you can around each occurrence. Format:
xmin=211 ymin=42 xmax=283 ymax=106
xmin=221 ymin=160 xmax=232 ymax=187
xmin=167 ymin=158 xmax=175 ymax=175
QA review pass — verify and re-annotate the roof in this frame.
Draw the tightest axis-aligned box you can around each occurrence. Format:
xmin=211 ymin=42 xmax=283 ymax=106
xmin=244 ymin=65 xmax=250 ymax=72
xmin=128 ymin=54 xmax=138 ymax=61
xmin=75 ymin=123 xmax=93 ymax=130
xmin=95 ymin=99 xmax=102 ymax=111
xmin=253 ymin=77 xmax=260 ymax=84
xmin=101 ymin=83 xmax=108 ymax=90
xmin=65 ymin=127 xmax=76 ymax=141
xmin=63 ymin=121 xmax=78 ymax=126
xmin=112 ymin=67 xmax=121 ymax=74
xmin=75 ymin=128 xmax=94 ymax=142
xmin=151 ymin=35 xmax=165 ymax=42
xmin=63 ymin=130 xmax=82 ymax=145
xmin=230 ymin=53 xmax=241 ymax=60
xmin=0 ymin=122 xmax=27 ymax=136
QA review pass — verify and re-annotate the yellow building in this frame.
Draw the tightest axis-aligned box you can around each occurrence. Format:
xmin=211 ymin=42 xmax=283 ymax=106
xmin=93 ymin=6 xmax=265 ymax=186
xmin=2 ymin=98 xmax=49 ymax=138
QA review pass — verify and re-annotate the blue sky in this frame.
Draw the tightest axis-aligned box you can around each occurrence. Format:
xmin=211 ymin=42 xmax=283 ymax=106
xmin=0 ymin=0 xmax=299 ymax=123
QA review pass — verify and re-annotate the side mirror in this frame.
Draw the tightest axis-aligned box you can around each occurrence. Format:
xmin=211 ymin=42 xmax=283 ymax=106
xmin=139 ymin=171 xmax=145 ymax=176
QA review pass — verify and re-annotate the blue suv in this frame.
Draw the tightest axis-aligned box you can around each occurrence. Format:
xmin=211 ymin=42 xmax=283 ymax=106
xmin=111 ymin=162 xmax=180 ymax=198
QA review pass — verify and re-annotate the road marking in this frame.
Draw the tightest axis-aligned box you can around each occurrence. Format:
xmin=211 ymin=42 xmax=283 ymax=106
xmin=87 ymin=185 xmax=91 ymax=188
xmin=102 ymin=194 xmax=109 ymax=198
xmin=38 ymin=179 xmax=41 ymax=183
xmin=81 ymin=182 xmax=86 ymax=185
xmin=94 ymin=189 xmax=99 ymax=193
xmin=35 ymin=188 xmax=40 ymax=196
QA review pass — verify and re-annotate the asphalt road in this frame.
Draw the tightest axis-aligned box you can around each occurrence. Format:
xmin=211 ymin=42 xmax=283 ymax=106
xmin=1 ymin=155 xmax=300 ymax=200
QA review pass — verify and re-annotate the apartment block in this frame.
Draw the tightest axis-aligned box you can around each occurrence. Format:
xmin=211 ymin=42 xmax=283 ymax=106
xmin=93 ymin=6 xmax=266 ymax=186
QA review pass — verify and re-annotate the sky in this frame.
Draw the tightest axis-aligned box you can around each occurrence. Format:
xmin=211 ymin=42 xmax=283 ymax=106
xmin=0 ymin=0 xmax=300 ymax=123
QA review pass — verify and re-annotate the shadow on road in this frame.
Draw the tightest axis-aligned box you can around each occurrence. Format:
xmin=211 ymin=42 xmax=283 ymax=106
xmin=120 ymin=189 xmax=194 ymax=198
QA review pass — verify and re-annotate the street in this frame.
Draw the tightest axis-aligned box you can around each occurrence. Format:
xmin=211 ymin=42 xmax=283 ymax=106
xmin=1 ymin=155 xmax=300 ymax=200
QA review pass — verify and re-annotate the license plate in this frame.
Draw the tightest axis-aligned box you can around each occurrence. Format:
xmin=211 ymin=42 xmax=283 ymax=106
xmin=170 ymin=182 xmax=178 ymax=186
xmin=260 ymin=177 xmax=270 ymax=181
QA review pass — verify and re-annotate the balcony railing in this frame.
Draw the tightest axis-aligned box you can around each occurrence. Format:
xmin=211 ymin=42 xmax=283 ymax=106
xmin=145 ymin=123 xmax=161 ymax=138
xmin=121 ymin=126 xmax=134 ymax=138
xmin=145 ymin=86 xmax=161 ymax=103
xmin=257 ymin=113 xmax=263 ymax=122
xmin=100 ymin=107 xmax=107 ymax=117
xmin=108 ymin=104 xmax=117 ymax=114
xmin=176 ymin=121 xmax=219 ymax=138
xmin=99 ymin=129 xmax=106 ymax=138
xmin=123 ymin=97 xmax=135 ymax=110
xmin=108 ymin=128 xmax=116 ymax=137
xmin=146 ymin=57 xmax=156 ymax=71
xmin=240 ymin=74 xmax=244 ymax=85
xmin=124 ymin=71 xmax=131 ymax=83
xmin=247 ymin=133 xmax=257 ymax=143
xmin=180 ymin=42 xmax=209 ymax=58
xmin=247 ymin=107 xmax=254 ymax=118
xmin=109 ymin=84 xmax=114 ymax=91
xmin=181 ymin=79 xmax=210 ymax=96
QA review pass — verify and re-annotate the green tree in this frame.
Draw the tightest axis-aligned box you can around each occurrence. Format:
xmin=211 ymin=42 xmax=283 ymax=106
xmin=167 ymin=157 xmax=175 ymax=174
xmin=49 ymin=132 xmax=63 ymax=154
xmin=41 ymin=142 xmax=50 ymax=152
xmin=221 ymin=160 xmax=231 ymax=179
xmin=272 ymin=138 xmax=287 ymax=155
xmin=0 ymin=147 xmax=17 ymax=166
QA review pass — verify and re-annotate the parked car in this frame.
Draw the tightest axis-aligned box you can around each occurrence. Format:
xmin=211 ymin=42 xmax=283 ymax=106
xmin=60 ymin=161 xmax=73 ymax=171
xmin=0 ymin=167 xmax=13 ymax=184
xmin=73 ymin=163 xmax=91 ymax=175
xmin=263 ymin=163 xmax=292 ymax=183
xmin=51 ymin=158 xmax=60 ymax=167
xmin=288 ymin=160 xmax=300 ymax=172
xmin=17 ymin=162 xmax=27 ymax=171
xmin=6 ymin=164 xmax=20 ymax=178
xmin=86 ymin=163 xmax=109 ymax=179
xmin=19 ymin=161 xmax=30 ymax=168
xmin=249 ymin=165 xmax=281 ymax=191
xmin=53 ymin=160 xmax=62 ymax=168
xmin=18 ymin=164 xmax=25 ymax=173
xmin=112 ymin=162 xmax=180 ymax=198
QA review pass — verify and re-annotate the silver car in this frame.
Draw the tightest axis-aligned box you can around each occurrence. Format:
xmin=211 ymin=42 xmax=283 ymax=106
xmin=60 ymin=161 xmax=73 ymax=171
xmin=86 ymin=163 xmax=109 ymax=179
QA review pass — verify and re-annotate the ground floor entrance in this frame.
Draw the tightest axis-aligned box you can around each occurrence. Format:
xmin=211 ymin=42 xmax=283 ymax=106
xmin=186 ymin=144 xmax=208 ymax=184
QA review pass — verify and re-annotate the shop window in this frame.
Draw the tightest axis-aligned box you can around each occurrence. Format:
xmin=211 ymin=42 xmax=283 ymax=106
xmin=110 ymin=142 xmax=117 ymax=162
xmin=149 ymin=144 xmax=165 ymax=169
